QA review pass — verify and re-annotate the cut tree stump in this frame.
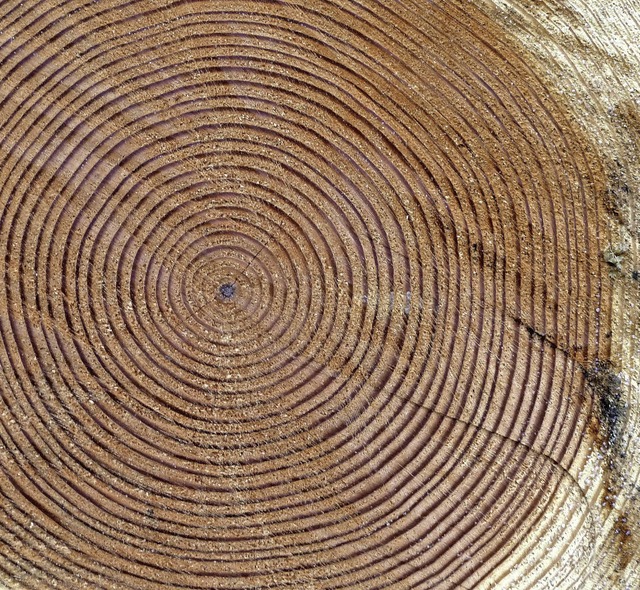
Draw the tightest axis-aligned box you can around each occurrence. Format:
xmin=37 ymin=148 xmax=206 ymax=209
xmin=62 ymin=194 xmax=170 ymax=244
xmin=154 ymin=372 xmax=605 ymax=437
xmin=0 ymin=1 xmax=638 ymax=589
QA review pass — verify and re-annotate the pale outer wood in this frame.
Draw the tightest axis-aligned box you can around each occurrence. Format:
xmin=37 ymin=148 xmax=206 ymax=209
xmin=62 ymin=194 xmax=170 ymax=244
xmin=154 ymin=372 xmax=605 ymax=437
xmin=479 ymin=1 xmax=640 ymax=588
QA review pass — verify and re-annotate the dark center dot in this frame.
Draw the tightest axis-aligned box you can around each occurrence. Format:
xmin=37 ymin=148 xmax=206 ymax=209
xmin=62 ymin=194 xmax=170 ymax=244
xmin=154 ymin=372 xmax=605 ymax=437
xmin=219 ymin=283 xmax=236 ymax=300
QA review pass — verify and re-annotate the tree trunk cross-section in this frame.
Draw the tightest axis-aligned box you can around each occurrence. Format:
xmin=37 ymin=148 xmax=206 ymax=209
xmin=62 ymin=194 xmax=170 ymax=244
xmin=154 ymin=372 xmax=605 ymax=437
xmin=0 ymin=1 xmax=638 ymax=589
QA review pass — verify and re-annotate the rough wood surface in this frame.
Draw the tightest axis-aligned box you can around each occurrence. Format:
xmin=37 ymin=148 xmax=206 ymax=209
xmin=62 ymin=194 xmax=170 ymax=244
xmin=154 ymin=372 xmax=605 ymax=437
xmin=0 ymin=1 xmax=637 ymax=589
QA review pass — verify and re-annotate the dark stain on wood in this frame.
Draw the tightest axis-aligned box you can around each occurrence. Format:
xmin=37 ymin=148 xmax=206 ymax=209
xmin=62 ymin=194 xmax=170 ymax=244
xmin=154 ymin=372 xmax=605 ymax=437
xmin=585 ymin=359 xmax=625 ymax=450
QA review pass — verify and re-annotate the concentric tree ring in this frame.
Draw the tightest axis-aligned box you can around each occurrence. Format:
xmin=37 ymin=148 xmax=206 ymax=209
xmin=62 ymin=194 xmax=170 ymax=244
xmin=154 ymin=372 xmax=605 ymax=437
xmin=0 ymin=1 xmax=617 ymax=589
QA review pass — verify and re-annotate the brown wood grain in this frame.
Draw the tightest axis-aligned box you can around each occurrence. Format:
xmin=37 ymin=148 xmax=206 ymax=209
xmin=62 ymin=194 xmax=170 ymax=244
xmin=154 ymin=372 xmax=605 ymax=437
xmin=0 ymin=1 xmax=637 ymax=588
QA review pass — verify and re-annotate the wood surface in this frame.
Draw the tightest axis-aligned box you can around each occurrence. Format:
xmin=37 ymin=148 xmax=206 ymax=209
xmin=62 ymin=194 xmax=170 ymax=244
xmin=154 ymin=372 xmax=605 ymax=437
xmin=0 ymin=1 xmax=638 ymax=589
